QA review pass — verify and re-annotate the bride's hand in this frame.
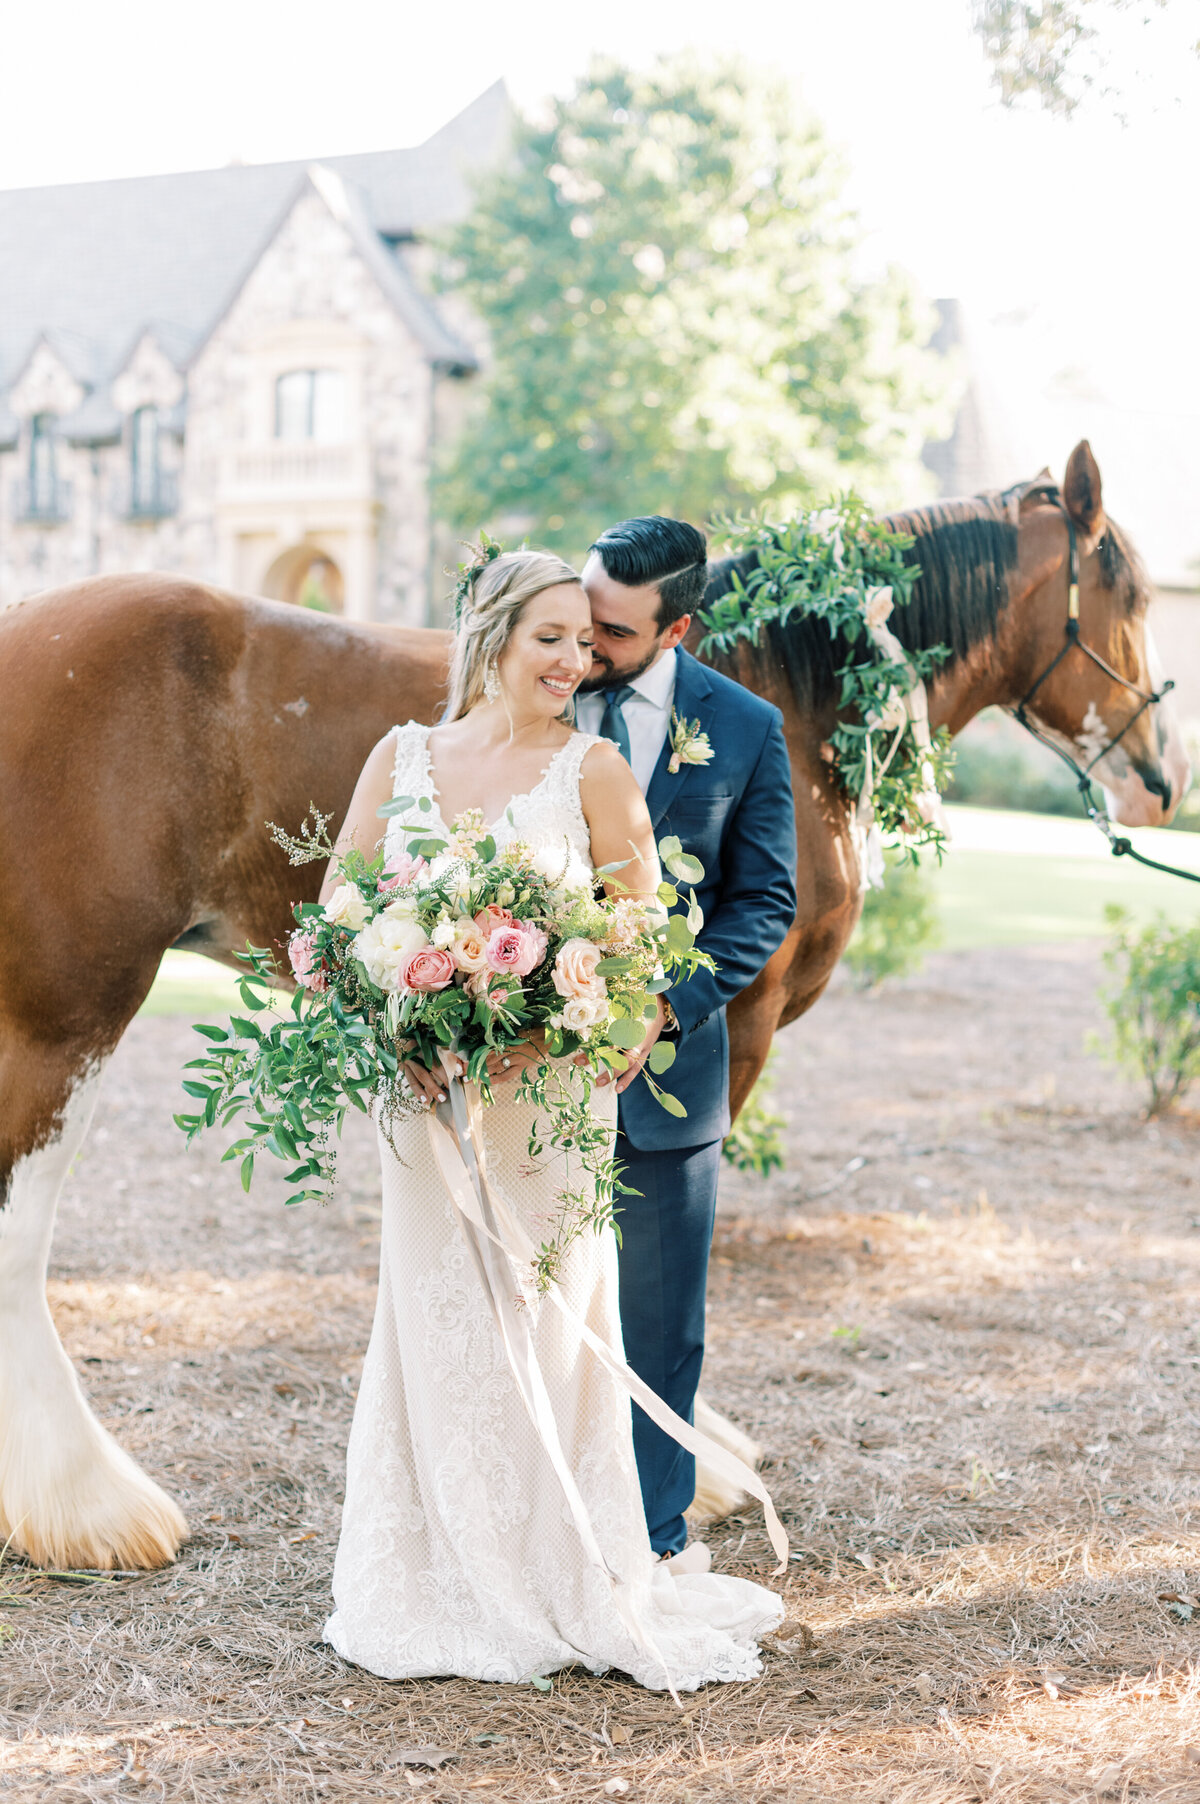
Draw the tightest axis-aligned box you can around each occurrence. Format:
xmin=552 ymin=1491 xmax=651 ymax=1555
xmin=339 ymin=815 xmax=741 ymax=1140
xmin=401 ymin=1059 xmax=448 ymax=1107
xmin=483 ymin=1032 xmax=546 ymax=1086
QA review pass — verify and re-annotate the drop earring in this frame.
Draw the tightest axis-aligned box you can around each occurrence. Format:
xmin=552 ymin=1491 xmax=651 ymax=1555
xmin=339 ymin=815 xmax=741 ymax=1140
xmin=483 ymin=663 xmax=501 ymax=703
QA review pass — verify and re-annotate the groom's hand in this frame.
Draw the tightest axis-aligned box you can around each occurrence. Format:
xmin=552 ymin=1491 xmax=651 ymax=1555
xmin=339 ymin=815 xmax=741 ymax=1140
xmin=613 ymin=997 xmax=666 ymax=1094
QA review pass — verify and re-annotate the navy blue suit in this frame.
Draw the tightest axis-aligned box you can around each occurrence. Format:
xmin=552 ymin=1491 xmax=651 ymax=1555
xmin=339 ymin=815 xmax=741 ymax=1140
xmin=615 ymin=649 xmax=797 ymax=1552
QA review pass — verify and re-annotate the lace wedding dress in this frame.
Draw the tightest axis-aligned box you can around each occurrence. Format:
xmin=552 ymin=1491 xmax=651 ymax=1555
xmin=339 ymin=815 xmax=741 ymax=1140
xmin=323 ymin=721 xmax=783 ymax=1691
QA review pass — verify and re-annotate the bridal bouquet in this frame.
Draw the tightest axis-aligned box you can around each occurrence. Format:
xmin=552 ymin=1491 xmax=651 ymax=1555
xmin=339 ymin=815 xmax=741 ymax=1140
xmin=175 ymin=801 xmax=710 ymax=1290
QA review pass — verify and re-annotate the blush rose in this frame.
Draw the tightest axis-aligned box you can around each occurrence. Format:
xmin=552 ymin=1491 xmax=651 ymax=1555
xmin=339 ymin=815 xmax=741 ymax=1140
xmin=485 ymin=923 xmax=547 ymax=977
xmin=474 ymin=903 xmax=516 ymax=936
xmin=402 ymin=945 xmax=457 ymax=992
xmin=552 ymin=937 xmax=606 ymax=1000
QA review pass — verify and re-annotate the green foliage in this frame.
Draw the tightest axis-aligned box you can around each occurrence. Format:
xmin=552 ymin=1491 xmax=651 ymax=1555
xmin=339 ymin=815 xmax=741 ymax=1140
xmin=843 ymin=851 xmax=943 ymax=989
xmin=440 ymin=54 xmax=950 ymax=555
xmin=703 ymin=497 xmax=954 ymax=858
xmin=1094 ymin=905 xmax=1200 ymax=1115
xmin=174 ymin=942 xmax=388 ymax=1209
xmin=972 ymin=1 xmax=1177 ymax=117
xmin=723 ymin=1053 xmax=785 ymax=1176
xmin=946 ymin=710 xmax=1083 ymax=817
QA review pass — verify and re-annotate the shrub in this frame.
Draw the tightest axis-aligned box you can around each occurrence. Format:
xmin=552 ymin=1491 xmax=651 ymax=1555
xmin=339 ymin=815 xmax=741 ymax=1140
xmin=1095 ymin=905 xmax=1200 ymax=1114
xmin=723 ymin=1053 xmax=786 ymax=1176
xmin=842 ymin=851 xmax=942 ymax=990
xmin=945 ymin=724 xmax=1081 ymax=817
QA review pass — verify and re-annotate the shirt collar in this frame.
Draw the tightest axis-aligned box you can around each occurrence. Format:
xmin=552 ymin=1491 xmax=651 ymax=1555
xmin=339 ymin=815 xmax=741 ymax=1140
xmin=627 ymin=646 xmax=678 ymax=710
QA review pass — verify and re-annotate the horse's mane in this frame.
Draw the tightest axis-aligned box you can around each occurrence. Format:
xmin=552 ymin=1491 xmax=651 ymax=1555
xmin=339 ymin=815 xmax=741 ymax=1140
xmin=701 ymin=479 xmax=1146 ymax=710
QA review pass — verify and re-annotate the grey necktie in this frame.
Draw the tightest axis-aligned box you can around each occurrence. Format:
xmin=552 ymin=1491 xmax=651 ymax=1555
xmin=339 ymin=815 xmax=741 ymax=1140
xmin=598 ymin=686 xmax=635 ymax=764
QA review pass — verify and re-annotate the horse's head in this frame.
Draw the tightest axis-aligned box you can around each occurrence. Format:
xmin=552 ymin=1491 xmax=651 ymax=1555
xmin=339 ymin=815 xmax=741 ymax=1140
xmin=1005 ymin=441 xmax=1190 ymax=828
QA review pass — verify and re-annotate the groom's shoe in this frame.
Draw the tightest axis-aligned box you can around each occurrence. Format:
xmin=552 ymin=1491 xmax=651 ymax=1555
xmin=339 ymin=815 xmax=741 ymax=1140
xmin=660 ymin=1541 xmax=712 ymax=1577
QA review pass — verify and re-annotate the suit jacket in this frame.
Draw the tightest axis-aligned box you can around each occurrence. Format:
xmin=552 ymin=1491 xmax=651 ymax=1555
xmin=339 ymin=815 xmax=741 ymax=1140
xmin=618 ymin=649 xmax=797 ymax=1151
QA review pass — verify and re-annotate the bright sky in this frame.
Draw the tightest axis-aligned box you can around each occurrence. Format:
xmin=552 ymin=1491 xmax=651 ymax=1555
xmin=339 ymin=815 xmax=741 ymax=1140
xmin=6 ymin=0 xmax=1200 ymax=573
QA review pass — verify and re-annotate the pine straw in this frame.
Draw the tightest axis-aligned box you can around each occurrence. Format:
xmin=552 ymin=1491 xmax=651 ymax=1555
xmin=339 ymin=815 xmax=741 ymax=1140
xmin=4 ymin=944 xmax=1200 ymax=1802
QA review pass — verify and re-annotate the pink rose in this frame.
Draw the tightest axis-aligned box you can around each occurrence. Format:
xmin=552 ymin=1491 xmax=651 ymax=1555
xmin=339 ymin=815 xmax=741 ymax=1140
xmin=553 ymin=937 xmax=606 ymax=1000
xmin=401 ymin=945 xmax=457 ymax=992
xmin=288 ymin=929 xmax=328 ymax=992
xmin=474 ymin=903 xmax=515 ymax=935
xmin=379 ymin=850 xmax=429 ymax=892
xmin=485 ymin=922 xmax=547 ymax=977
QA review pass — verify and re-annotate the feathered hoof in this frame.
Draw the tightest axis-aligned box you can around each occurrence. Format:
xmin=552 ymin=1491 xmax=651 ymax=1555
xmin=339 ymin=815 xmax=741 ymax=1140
xmin=687 ymin=1392 xmax=764 ymax=1525
xmin=1 ymin=1438 xmax=188 ymax=1572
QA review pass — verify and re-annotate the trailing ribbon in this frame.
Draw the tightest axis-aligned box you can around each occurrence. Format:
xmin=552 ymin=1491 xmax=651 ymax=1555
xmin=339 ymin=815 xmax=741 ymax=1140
xmin=424 ymin=1051 xmax=788 ymax=1699
xmin=852 ymin=617 xmax=950 ymax=892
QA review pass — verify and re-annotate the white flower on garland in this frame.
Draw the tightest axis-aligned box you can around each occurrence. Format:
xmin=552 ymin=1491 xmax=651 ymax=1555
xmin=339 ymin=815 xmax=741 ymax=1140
xmin=863 ymin=585 xmax=894 ymax=629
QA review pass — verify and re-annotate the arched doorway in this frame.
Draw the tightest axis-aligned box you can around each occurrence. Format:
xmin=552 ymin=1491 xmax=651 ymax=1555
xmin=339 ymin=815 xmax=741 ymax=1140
xmin=263 ymin=544 xmax=345 ymax=614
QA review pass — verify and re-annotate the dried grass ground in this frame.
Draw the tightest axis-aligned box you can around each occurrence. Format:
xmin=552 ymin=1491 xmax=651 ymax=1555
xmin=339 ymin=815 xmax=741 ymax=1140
xmin=5 ymin=942 xmax=1200 ymax=1803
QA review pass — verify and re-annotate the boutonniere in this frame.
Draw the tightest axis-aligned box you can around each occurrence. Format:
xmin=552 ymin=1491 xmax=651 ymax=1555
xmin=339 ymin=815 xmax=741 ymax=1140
xmin=667 ymin=709 xmax=714 ymax=774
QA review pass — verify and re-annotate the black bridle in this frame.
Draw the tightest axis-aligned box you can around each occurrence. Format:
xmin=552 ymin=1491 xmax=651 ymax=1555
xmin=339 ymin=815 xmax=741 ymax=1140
xmin=1011 ymin=507 xmax=1200 ymax=885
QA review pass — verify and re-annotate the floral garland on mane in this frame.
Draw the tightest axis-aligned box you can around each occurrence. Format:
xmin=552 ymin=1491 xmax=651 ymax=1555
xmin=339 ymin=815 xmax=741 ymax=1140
xmin=698 ymin=494 xmax=954 ymax=863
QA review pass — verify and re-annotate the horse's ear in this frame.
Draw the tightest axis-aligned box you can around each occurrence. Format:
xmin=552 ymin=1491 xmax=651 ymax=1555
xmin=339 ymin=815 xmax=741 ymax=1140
xmin=1063 ymin=440 xmax=1105 ymax=538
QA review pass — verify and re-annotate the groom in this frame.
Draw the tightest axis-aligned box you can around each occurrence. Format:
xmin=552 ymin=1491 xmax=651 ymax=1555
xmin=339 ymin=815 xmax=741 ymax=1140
xmin=575 ymin=517 xmax=797 ymax=1561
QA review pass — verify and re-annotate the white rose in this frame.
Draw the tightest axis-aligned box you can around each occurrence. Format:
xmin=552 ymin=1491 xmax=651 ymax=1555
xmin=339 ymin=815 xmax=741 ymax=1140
xmin=323 ymin=883 xmax=370 ymax=931
xmin=354 ymin=912 xmax=429 ymax=992
xmin=562 ymin=995 xmax=609 ymax=1032
xmin=864 ymin=585 xmax=894 ymax=630
xmin=431 ymin=917 xmax=458 ymax=949
xmin=495 ymin=881 xmax=517 ymax=907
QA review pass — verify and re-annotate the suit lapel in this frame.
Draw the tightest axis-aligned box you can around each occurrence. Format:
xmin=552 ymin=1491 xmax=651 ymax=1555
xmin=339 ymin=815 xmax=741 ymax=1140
xmin=645 ymin=650 xmax=715 ymax=831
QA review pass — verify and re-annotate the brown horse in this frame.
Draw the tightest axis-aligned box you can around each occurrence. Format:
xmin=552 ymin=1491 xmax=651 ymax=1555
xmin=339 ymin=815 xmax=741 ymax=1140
xmin=0 ymin=440 xmax=1187 ymax=1572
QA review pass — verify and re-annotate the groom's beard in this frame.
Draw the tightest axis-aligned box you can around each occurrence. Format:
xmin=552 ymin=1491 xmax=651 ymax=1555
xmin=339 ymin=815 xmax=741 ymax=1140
xmin=577 ymin=643 xmax=664 ymax=694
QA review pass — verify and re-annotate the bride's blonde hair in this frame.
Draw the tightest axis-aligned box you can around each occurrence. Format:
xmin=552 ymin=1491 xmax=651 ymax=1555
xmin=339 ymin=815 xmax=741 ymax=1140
xmin=445 ymin=549 xmax=582 ymax=722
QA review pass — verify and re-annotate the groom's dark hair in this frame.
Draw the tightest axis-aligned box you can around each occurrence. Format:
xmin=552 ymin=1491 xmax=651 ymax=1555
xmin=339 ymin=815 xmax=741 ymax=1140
xmin=589 ymin=516 xmax=708 ymax=628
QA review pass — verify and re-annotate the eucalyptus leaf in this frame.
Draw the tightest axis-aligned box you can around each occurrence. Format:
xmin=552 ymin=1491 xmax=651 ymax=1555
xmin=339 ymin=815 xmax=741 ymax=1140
xmin=377 ymin=793 xmax=416 ymax=818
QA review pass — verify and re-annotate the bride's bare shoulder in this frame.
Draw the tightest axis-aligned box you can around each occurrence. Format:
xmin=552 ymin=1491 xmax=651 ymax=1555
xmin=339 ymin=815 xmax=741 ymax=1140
xmin=578 ymin=738 xmax=647 ymax=816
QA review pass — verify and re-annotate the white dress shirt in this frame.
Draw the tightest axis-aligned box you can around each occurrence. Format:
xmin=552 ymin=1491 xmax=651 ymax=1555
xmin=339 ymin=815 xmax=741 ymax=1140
xmin=574 ymin=648 xmax=678 ymax=794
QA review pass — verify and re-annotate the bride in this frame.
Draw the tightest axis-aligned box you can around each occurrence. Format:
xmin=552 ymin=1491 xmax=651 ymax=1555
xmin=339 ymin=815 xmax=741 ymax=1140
xmin=318 ymin=548 xmax=783 ymax=1691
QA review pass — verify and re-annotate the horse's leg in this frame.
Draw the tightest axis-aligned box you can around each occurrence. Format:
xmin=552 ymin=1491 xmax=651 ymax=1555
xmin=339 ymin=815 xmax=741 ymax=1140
xmin=725 ymin=931 xmax=801 ymax=1123
xmin=0 ymin=1037 xmax=186 ymax=1570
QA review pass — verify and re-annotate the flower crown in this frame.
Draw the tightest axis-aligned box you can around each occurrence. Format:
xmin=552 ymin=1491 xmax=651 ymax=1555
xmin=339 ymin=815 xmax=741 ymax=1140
xmin=450 ymin=532 xmax=506 ymax=628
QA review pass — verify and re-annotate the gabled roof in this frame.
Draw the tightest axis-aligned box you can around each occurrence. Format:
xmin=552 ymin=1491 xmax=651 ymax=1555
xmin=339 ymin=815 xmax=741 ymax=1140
xmin=0 ymin=81 xmax=508 ymax=398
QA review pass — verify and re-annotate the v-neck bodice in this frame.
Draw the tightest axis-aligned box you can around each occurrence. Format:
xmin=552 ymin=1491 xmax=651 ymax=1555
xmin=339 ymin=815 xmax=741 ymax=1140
xmin=384 ymin=721 xmax=600 ymax=887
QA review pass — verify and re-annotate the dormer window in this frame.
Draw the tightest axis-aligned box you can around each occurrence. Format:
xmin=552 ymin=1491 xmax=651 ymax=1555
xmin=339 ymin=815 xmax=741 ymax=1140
xmin=275 ymin=369 xmax=345 ymax=443
xmin=14 ymin=413 xmax=70 ymax=523
xmin=130 ymin=405 xmax=160 ymax=512
xmin=29 ymin=413 xmax=58 ymax=514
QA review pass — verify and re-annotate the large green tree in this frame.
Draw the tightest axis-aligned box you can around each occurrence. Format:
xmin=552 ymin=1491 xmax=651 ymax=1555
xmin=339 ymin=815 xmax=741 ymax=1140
xmin=439 ymin=56 xmax=951 ymax=559
xmin=971 ymin=0 xmax=1182 ymax=116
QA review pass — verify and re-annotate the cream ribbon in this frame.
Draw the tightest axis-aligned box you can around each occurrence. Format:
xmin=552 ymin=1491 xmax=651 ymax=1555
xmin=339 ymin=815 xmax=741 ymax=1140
xmin=851 ymin=615 xmax=950 ymax=892
xmin=424 ymin=1051 xmax=789 ymax=1700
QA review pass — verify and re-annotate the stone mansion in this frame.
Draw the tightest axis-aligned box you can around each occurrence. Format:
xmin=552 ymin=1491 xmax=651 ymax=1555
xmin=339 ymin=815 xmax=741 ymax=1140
xmin=0 ymin=85 xmax=507 ymax=624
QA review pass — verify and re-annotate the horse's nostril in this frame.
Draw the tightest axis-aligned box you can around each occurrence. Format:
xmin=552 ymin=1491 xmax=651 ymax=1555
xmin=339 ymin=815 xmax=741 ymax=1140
xmin=1140 ymin=765 xmax=1170 ymax=806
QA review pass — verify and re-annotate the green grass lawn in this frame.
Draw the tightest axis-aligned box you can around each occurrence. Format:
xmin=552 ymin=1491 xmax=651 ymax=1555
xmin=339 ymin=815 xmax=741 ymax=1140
xmin=140 ymin=951 xmax=246 ymax=1019
xmin=933 ymin=847 xmax=1200 ymax=949
xmin=931 ymin=806 xmax=1200 ymax=950
xmin=138 ymin=806 xmax=1200 ymax=1016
